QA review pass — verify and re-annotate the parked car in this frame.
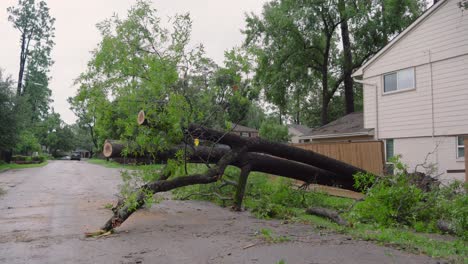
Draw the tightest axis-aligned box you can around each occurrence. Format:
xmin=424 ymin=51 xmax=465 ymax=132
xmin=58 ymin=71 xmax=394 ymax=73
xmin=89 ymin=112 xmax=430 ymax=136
xmin=70 ymin=152 xmax=81 ymax=161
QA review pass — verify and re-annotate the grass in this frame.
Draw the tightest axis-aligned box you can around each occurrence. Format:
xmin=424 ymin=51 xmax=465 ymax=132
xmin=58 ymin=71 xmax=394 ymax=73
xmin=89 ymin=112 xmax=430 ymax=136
xmin=170 ymin=167 xmax=467 ymax=263
xmin=90 ymin=160 xmax=466 ymax=263
xmin=87 ymin=158 xmax=163 ymax=170
xmin=258 ymin=228 xmax=290 ymax=243
xmin=0 ymin=161 xmax=48 ymax=172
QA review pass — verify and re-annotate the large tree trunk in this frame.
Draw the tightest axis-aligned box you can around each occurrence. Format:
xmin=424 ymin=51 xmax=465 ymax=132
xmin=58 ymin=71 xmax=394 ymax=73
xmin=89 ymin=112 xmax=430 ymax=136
xmin=102 ymin=146 xmax=247 ymax=231
xmin=17 ymin=32 xmax=27 ymax=96
xmin=99 ymin=117 xmax=367 ymax=232
xmin=339 ymin=0 xmax=355 ymax=114
xmin=103 ymin=141 xmax=357 ymax=190
xmin=187 ymin=124 xmax=365 ymax=180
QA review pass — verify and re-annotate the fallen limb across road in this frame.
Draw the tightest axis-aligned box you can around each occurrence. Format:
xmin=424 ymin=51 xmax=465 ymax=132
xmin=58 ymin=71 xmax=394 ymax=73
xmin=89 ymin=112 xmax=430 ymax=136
xmin=100 ymin=112 xmax=368 ymax=231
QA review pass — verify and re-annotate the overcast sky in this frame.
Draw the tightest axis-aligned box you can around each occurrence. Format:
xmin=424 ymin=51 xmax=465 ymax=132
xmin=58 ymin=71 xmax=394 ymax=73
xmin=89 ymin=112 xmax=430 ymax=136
xmin=0 ymin=0 xmax=267 ymax=124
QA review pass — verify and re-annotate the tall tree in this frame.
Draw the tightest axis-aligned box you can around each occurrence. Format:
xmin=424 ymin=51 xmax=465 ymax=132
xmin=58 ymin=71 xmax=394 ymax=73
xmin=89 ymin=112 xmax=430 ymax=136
xmin=7 ymin=0 xmax=55 ymax=96
xmin=0 ymin=69 xmax=18 ymax=150
xmin=245 ymin=0 xmax=344 ymax=125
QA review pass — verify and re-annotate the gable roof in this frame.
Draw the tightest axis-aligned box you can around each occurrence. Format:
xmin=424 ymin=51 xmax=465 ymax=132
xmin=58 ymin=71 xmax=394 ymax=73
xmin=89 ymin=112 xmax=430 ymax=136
xmin=231 ymin=123 xmax=258 ymax=133
xmin=302 ymin=112 xmax=373 ymax=139
xmin=288 ymin=124 xmax=311 ymax=135
xmin=352 ymin=0 xmax=447 ymax=78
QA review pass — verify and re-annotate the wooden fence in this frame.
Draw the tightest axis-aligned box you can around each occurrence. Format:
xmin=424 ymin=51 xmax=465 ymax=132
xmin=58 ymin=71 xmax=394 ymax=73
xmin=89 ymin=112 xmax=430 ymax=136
xmin=292 ymin=140 xmax=385 ymax=175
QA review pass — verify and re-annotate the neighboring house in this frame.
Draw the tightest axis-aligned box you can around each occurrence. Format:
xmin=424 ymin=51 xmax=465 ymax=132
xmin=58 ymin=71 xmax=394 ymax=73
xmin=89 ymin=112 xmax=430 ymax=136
xmin=231 ymin=124 xmax=259 ymax=138
xmin=298 ymin=112 xmax=374 ymax=143
xmin=75 ymin=148 xmax=91 ymax=158
xmin=288 ymin=124 xmax=312 ymax=143
xmin=352 ymin=0 xmax=468 ymax=182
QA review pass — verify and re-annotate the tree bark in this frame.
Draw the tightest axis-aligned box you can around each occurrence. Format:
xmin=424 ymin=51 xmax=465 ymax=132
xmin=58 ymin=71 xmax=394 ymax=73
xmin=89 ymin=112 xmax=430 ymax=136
xmin=233 ymin=165 xmax=251 ymax=211
xmin=306 ymin=207 xmax=348 ymax=226
xmin=102 ymin=146 xmax=247 ymax=231
xmin=103 ymin=141 xmax=356 ymax=190
xmin=338 ymin=0 xmax=355 ymax=114
xmin=188 ymin=124 xmax=365 ymax=180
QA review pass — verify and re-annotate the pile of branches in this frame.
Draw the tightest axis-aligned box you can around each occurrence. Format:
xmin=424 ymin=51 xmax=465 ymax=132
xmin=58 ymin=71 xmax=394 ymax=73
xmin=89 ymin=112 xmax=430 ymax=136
xmin=100 ymin=111 xmax=367 ymax=231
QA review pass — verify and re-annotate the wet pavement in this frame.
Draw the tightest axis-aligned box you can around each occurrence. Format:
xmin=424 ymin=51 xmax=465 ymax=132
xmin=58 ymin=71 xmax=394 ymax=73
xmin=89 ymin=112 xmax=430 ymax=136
xmin=0 ymin=161 xmax=438 ymax=264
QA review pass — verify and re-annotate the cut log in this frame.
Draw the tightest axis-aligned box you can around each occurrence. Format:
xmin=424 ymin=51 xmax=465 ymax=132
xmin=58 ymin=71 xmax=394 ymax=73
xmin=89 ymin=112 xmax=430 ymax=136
xmin=306 ymin=207 xmax=348 ymax=226
xmin=103 ymin=141 xmax=126 ymax=158
xmin=137 ymin=110 xmax=148 ymax=126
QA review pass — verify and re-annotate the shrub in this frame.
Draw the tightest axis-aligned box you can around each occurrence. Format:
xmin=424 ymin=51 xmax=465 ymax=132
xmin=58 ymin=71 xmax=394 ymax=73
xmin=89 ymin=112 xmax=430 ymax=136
xmin=258 ymin=120 xmax=290 ymax=143
xmin=349 ymin=159 xmax=468 ymax=239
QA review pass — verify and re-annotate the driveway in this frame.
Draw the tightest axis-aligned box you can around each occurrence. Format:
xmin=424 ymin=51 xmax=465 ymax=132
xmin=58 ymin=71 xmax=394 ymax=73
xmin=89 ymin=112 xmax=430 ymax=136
xmin=0 ymin=161 xmax=438 ymax=264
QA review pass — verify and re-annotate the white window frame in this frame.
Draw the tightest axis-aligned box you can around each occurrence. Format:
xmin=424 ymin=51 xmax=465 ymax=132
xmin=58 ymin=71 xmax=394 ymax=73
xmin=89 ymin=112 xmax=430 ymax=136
xmin=456 ymin=136 xmax=465 ymax=159
xmin=383 ymin=67 xmax=415 ymax=94
xmin=240 ymin=132 xmax=250 ymax=137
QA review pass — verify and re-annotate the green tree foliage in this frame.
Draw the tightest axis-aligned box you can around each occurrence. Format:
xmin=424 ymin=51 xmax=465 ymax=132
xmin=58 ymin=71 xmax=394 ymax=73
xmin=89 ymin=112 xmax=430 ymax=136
xmin=244 ymin=0 xmax=425 ymax=126
xmin=71 ymin=1 xmax=258 ymax=164
xmin=350 ymin=158 xmax=467 ymax=239
xmin=15 ymin=130 xmax=41 ymax=154
xmin=0 ymin=70 xmax=18 ymax=150
xmin=8 ymin=0 xmax=55 ymax=96
xmin=259 ymin=119 xmax=290 ymax=143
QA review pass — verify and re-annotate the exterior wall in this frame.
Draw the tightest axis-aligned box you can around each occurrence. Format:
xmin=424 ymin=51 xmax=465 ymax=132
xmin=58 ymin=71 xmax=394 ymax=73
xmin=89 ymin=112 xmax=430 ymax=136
xmin=364 ymin=0 xmax=468 ymax=78
xmin=289 ymin=127 xmax=303 ymax=143
xmin=394 ymin=136 xmax=465 ymax=183
xmin=359 ymin=0 xmax=468 ymax=182
xmin=290 ymin=135 xmax=301 ymax=144
xmin=361 ymin=0 xmax=468 ymax=139
xmin=231 ymin=131 xmax=258 ymax=138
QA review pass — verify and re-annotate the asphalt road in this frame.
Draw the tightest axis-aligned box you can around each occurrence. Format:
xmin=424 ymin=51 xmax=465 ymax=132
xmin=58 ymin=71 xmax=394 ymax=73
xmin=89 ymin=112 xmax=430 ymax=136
xmin=0 ymin=161 xmax=438 ymax=264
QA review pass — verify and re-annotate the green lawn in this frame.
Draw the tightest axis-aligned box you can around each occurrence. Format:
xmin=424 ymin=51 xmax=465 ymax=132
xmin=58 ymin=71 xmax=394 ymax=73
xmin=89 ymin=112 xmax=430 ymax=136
xmin=87 ymin=158 xmax=163 ymax=170
xmin=0 ymin=161 xmax=48 ymax=172
xmin=85 ymin=161 xmax=468 ymax=263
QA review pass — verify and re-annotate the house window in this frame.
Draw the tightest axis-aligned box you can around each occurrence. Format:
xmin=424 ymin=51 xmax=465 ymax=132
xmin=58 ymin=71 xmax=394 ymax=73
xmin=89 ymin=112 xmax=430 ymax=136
xmin=299 ymin=139 xmax=311 ymax=143
xmin=384 ymin=68 xmax=415 ymax=93
xmin=386 ymin=139 xmax=394 ymax=162
xmin=240 ymin=132 xmax=250 ymax=137
xmin=457 ymin=136 xmax=465 ymax=158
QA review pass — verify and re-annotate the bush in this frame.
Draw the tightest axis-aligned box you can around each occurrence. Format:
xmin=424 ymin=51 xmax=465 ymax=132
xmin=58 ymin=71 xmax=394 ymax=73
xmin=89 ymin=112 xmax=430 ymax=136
xmin=349 ymin=160 xmax=468 ymax=239
xmin=12 ymin=155 xmax=27 ymax=162
xmin=258 ymin=120 xmax=290 ymax=143
xmin=32 ymin=155 xmax=46 ymax=163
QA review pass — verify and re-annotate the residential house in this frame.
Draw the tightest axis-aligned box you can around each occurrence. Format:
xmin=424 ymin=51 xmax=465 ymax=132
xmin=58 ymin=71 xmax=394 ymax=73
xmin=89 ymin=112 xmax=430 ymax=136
xmin=231 ymin=124 xmax=259 ymax=138
xmin=298 ymin=112 xmax=374 ymax=143
xmin=288 ymin=124 xmax=312 ymax=143
xmin=352 ymin=0 xmax=468 ymax=182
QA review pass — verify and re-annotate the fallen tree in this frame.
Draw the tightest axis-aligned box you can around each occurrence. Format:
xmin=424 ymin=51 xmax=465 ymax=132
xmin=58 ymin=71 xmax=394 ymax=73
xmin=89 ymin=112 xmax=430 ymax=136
xmin=99 ymin=112 xmax=367 ymax=231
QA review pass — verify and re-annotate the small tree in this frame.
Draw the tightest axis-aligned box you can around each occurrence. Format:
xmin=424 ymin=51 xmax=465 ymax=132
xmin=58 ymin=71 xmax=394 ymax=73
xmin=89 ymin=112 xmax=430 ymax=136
xmin=259 ymin=120 xmax=290 ymax=143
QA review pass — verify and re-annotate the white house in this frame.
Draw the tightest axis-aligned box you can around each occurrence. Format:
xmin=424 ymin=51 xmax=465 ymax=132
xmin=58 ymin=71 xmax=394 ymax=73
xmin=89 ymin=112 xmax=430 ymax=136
xmin=352 ymin=0 xmax=468 ymax=183
xmin=288 ymin=124 xmax=312 ymax=143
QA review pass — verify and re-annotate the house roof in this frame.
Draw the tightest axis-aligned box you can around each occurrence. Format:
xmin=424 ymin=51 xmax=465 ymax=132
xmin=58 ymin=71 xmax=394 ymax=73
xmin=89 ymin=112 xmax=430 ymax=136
xmin=352 ymin=0 xmax=446 ymax=77
xmin=231 ymin=123 xmax=258 ymax=133
xmin=302 ymin=112 xmax=373 ymax=139
xmin=288 ymin=124 xmax=311 ymax=135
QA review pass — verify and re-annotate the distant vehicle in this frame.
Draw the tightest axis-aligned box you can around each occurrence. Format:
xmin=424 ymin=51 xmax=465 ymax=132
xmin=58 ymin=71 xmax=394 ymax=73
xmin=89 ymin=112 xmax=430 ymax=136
xmin=70 ymin=152 xmax=81 ymax=161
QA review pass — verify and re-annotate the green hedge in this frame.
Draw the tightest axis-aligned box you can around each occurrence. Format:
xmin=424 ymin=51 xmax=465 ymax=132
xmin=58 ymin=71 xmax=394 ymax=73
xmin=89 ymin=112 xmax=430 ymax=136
xmin=11 ymin=155 xmax=47 ymax=164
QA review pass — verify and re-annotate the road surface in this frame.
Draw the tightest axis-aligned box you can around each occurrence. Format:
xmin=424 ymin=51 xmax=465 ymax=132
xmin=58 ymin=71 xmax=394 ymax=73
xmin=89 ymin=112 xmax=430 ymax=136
xmin=0 ymin=161 xmax=438 ymax=264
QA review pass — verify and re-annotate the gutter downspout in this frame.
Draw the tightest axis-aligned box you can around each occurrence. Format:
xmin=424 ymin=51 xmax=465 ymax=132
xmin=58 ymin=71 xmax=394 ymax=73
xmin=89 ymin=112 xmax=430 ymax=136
xmin=353 ymin=79 xmax=379 ymax=140
xmin=427 ymin=49 xmax=439 ymax=174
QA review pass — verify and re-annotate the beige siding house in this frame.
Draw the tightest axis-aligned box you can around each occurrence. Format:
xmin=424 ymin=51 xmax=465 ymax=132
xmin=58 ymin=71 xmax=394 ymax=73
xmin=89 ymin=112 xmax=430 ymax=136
xmin=288 ymin=124 xmax=311 ymax=143
xmin=352 ymin=0 xmax=468 ymax=182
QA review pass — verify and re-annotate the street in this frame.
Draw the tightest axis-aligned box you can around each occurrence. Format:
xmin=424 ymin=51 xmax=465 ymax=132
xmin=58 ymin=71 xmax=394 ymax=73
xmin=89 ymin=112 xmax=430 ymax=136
xmin=0 ymin=161 xmax=437 ymax=264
